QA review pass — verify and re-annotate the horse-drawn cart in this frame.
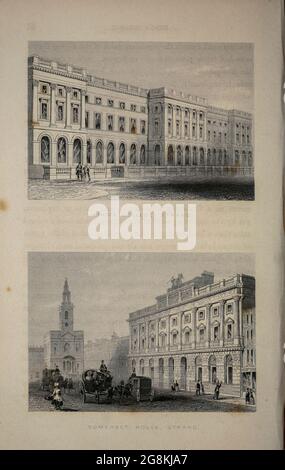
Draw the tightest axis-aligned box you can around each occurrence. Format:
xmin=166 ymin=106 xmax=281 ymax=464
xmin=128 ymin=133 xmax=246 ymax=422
xmin=80 ymin=369 xmax=113 ymax=404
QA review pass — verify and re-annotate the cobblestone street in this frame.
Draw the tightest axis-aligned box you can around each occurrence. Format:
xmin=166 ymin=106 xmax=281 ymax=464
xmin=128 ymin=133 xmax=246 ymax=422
xmin=29 ymin=385 xmax=255 ymax=413
xmin=28 ymin=177 xmax=254 ymax=200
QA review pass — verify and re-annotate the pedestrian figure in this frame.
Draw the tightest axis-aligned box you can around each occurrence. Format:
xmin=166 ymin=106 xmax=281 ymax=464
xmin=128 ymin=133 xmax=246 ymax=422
xmin=52 ymin=382 xmax=63 ymax=410
xmin=76 ymin=163 xmax=80 ymax=180
xmin=214 ymin=380 xmax=222 ymax=400
xmin=200 ymin=381 xmax=204 ymax=395
xmin=196 ymin=381 xmax=201 ymax=396
xmin=86 ymin=165 xmax=91 ymax=182
xmin=171 ymin=381 xmax=175 ymax=392
xmin=249 ymin=388 xmax=255 ymax=405
xmin=245 ymin=388 xmax=250 ymax=405
xmin=83 ymin=165 xmax=87 ymax=180
xmin=175 ymin=380 xmax=179 ymax=392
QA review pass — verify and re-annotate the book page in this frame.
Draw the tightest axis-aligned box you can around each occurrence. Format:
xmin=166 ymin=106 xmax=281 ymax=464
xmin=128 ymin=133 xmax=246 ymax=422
xmin=0 ymin=0 xmax=283 ymax=450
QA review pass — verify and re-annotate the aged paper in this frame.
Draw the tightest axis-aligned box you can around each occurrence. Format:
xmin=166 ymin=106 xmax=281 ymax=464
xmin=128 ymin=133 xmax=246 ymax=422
xmin=0 ymin=0 xmax=284 ymax=450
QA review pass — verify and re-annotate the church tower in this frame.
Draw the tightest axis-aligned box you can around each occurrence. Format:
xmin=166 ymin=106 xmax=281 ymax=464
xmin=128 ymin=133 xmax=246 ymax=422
xmin=59 ymin=278 xmax=74 ymax=332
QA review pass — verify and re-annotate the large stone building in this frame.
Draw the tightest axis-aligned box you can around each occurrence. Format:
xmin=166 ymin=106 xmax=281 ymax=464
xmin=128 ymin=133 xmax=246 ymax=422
xmin=128 ymin=272 xmax=255 ymax=397
xmin=85 ymin=333 xmax=129 ymax=384
xmin=28 ymin=56 xmax=253 ymax=180
xmin=44 ymin=279 xmax=84 ymax=378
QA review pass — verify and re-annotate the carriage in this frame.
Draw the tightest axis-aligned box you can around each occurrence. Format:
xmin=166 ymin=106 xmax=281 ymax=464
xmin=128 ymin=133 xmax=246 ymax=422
xmin=41 ymin=368 xmax=64 ymax=392
xmin=128 ymin=376 xmax=154 ymax=403
xmin=80 ymin=369 xmax=113 ymax=404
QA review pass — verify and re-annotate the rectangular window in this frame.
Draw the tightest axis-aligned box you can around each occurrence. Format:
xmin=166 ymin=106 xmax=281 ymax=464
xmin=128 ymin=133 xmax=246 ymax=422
xmin=154 ymin=119 xmax=159 ymax=135
xmin=192 ymin=124 xmax=196 ymax=137
xmin=227 ymin=324 xmax=232 ymax=339
xmin=199 ymin=328 xmax=205 ymax=342
xmin=41 ymin=84 xmax=48 ymax=94
xmin=73 ymin=90 xmax=78 ymax=99
xmin=141 ymin=106 xmax=146 ymax=113
xmin=120 ymin=101 xmax=125 ymax=109
xmin=58 ymin=87 xmax=63 ymax=97
xmin=208 ymin=130 xmax=211 ymax=141
xmin=131 ymin=104 xmax=136 ymax=112
xmin=41 ymin=102 xmax=48 ymax=119
xmin=130 ymin=118 xmax=137 ymax=134
xmin=95 ymin=113 xmax=101 ymax=130
xmin=140 ymin=120 xmax=146 ymax=134
xmin=168 ymin=104 xmax=172 ymax=114
xmin=227 ymin=304 xmax=233 ymax=314
xmin=247 ymin=134 xmax=250 ymax=144
xmin=184 ymin=123 xmax=188 ymax=136
xmin=176 ymin=120 xmax=180 ymax=135
xmin=107 ymin=115 xmax=113 ymax=131
xmin=85 ymin=111 xmax=89 ymax=128
xmin=85 ymin=95 xmax=89 ymax=103
xmin=57 ymin=104 xmax=64 ymax=121
xmin=108 ymin=99 xmax=114 ymax=107
xmin=96 ymin=97 xmax=102 ymax=105
xmin=168 ymin=119 xmax=172 ymax=135
xmin=214 ymin=326 xmax=219 ymax=340
xmin=213 ymin=307 xmax=219 ymax=316
xmin=198 ymin=311 xmax=204 ymax=320
xmin=119 ymin=116 xmax=125 ymax=132
xmin=72 ymin=106 xmax=79 ymax=123
xmin=199 ymin=126 xmax=203 ymax=138
xmin=219 ymin=132 xmax=222 ymax=143
xmin=236 ymin=133 xmax=240 ymax=143
xmin=172 ymin=318 xmax=177 ymax=326
xmin=173 ymin=333 xmax=177 ymax=345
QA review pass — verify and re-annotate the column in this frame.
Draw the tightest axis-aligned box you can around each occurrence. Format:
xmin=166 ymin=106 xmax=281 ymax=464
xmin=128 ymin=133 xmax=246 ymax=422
xmin=219 ymin=301 xmax=225 ymax=347
xmin=172 ymin=106 xmax=176 ymax=137
xmin=178 ymin=311 xmax=183 ymax=350
xmin=206 ymin=304 xmax=211 ymax=348
xmin=50 ymin=84 xmax=56 ymax=126
xmin=51 ymin=140 xmax=57 ymax=167
xmin=192 ymin=307 xmax=197 ymax=348
xmin=234 ymin=296 xmax=240 ymax=345
xmin=155 ymin=320 xmax=159 ymax=352
xmin=145 ymin=321 xmax=149 ymax=353
xmin=81 ymin=90 xmax=86 ymax=129
xmin=32 ymin=79 xmax=39 ymax=123
xmin=167 ymin=315 xmax=170 ymax=351
xmin=66 ymin=87 xmax=72 ymax=128
xmin=189 ymin=108 xmax=193 ymax=140
xmin=82 ymin=142 xmax=87 ymax=165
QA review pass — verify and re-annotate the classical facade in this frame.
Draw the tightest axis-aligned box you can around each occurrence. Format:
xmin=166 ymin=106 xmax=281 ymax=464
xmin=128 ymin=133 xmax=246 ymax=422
xmin=44 ymin=279 xmax=84 ymax=378
xmin=85 ymin=333 xmax=129 ymax=383
xmin=128 ymin=272 xmax=255 ymax=397
xmin=28 ymin=56 xmax=253 ymax=180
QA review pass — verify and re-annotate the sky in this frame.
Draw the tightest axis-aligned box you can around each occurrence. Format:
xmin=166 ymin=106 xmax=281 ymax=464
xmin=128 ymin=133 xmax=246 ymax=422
xmin=29 ymin=41 xmax=253 ymax=113
xmin=28 ymin=252 xmax=254 ymax=346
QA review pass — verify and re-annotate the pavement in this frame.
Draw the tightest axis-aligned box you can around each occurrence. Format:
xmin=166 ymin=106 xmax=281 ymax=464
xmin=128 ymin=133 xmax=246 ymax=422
xmin=28 ymin=177 xmax=254 ymax=200
xmin=29 ymin=385 xmax=256 ymax=412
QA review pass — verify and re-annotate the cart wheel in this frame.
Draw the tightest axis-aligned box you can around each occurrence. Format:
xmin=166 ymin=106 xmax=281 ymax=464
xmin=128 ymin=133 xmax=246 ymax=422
xmin=136 ymin=390 xmax=140 ymax=403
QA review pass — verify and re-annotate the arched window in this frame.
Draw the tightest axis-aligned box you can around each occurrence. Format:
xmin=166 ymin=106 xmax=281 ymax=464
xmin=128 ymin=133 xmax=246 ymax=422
xmin=107 ymin=142 xmax=115 ymax=164
xmin=209 ymin=355 xmax=217 ymax=383
xmin=207 ymin=149 xmax=211 ymax=165
xmin=57 ymin=137 xmax=66 ymax=164
xmin=168 ymin=357 xmax=174 ymax=387
xmin=195 ymin=356 xmax=203 ymax=381
xmin=218 ymin=149 xmax=223 ymax=165
xmin=130 ymin=144 xmax=136 ymax=164
xmin=140 ymin=145 xmax=146 ymax=165
xmin=177 ymin=146 xmax=182 ymax=165
xmin=40 ymin=136 xmax=50 ymax=163
xmin=235 ymin=150 xmax=239 ymax=165
xmin=119 ymin=143 xmax=125 ymax=164
xmin=87 ymin=140 xmax=92 ymax=165
xmin=154 ymin=144 xmax=161 ymax=165
xmin=65 ymin=311 xmax=68 ymax=320
xmin=212 ymin=148 xmax=216 ymax=165
xmin=193 ymin=147 xmax=197 ymax=165
xmin=180 ymin=357 xmax=187 ymax=390
xmin=185 ymin=146 xmax=190 ymax=165
xmin=199 ymin=147 xmax=205 ymax=165
xmin=225 ymin=354 xmax=233 ymax=384
xmin=96 ymin=141 xmax=103 ymax=164
xmin=167 ymin=145 xmax=174 ymax=165
xmin=73 ymin=138 xmax=82 ymax=163
xmin=248 ymin=151 xmax=253 ymax=167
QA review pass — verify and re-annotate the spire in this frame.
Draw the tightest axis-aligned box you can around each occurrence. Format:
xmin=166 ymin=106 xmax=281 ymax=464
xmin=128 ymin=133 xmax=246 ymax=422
xmin=62 ymin=278 xmax=71 ymax=304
